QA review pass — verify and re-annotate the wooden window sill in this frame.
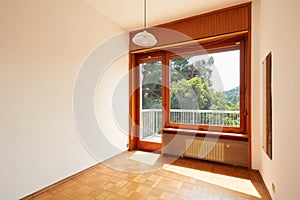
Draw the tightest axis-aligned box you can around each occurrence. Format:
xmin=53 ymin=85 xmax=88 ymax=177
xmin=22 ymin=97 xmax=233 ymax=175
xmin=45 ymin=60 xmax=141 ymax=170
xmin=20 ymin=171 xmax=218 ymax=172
xmin=162 ymin=128 xmax=248 ymax=141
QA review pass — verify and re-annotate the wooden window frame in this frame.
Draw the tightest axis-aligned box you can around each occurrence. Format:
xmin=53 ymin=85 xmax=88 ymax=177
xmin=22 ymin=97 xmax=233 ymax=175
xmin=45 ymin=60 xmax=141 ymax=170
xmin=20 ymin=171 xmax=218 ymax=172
xmin=129 ymin=34 xmax=250 ymax=150
xmin=164 ymin=38 xmax=246 ymax=134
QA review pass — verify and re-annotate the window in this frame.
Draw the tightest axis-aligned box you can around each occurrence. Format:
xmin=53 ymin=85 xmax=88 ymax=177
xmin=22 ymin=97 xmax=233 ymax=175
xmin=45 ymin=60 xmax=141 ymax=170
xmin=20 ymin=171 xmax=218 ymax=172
xmin=166 ymin=41 xmax=245 ymax=133
xmin=133 ymin=36 xmax=249 ymax=139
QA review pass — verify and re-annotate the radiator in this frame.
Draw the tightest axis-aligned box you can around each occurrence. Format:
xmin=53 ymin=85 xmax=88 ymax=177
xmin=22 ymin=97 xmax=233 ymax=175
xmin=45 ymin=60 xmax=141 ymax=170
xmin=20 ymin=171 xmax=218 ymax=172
xmin=184 ymin=138 xmax=225 ymax=162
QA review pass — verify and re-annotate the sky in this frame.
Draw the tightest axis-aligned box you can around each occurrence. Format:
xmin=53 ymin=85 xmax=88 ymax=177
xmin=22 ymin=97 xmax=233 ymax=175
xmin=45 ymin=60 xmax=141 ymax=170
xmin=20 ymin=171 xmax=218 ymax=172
xmin=189 ymin=50 xmax=240 ymax=91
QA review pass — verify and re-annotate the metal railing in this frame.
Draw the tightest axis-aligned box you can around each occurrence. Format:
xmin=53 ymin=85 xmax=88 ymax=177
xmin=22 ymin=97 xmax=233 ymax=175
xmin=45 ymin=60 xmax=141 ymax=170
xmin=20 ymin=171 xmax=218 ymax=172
xmin=170 ymin=109 xmax=240 ymax=127
xmin=140 ymin=109 xmax=240 ymax=138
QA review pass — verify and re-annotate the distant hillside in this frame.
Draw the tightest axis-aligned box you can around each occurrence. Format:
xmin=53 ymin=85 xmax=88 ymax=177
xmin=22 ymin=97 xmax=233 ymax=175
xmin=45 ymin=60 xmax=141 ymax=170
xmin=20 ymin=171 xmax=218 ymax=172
xmin=224 ymin=86 xmax=240 ymax=101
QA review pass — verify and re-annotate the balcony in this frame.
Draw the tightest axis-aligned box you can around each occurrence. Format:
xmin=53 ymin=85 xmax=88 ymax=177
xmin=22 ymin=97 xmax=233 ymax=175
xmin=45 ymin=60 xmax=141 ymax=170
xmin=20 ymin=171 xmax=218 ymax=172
xmin=140 ymin=109 xmax=240 ymax=143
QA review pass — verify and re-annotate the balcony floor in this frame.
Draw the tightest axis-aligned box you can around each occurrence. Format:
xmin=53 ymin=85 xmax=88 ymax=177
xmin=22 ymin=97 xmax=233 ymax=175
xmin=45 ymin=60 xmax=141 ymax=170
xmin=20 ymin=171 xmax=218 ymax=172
xmin=141 ymin=133 xmax=162 ymax=143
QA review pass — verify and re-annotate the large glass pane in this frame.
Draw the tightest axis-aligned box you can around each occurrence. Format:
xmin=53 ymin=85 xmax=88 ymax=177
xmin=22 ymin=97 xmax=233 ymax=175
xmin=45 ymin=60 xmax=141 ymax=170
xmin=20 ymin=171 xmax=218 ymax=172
xmin=170 ymin=50 xmax=240 ymax=127
xmin=140 ymin=60 xmax=162 ymax=143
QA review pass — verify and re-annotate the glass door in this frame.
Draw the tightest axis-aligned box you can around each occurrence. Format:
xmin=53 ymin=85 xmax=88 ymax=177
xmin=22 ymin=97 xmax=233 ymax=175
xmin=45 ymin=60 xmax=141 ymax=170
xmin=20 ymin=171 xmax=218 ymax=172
xmin=137 ymin=53 xmax=164 ymax=151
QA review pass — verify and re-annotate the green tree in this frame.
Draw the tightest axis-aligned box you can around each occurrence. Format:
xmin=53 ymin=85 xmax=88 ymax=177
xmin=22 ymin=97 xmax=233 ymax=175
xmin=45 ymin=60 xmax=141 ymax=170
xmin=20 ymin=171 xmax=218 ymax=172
xmin=226 ymin=95 xmax=239 ymax=110
xmin=171 ymin=77 xmax=211 ymax=110
xmin=141 ymin=61 xmax=162 ymax=109
xmin=170 ymin=56 xmax=214 ymax=110
xmin=170 ymin=56 xmax=214 ymax=85
xmin=209 ymin=92 xmax=227 ymax=110
xmin=142 ymin=56 xmax=240 ymax=122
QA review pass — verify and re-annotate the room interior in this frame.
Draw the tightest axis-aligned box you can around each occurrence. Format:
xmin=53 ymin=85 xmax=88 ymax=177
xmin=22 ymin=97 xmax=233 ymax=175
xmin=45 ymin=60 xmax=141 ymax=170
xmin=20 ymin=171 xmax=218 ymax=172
xmin=1 ymin=0 xmax=300 ymax=199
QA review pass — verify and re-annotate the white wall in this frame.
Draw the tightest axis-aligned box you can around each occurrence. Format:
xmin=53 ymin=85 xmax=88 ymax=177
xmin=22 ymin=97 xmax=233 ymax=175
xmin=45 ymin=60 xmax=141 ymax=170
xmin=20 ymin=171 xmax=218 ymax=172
xmin=95 ymin=55 xmax=129 ymax=155
xmin=252 ymin=0 xmax=300 ymax=199
xmin=0 ymin=0 xmax=128 ymax=199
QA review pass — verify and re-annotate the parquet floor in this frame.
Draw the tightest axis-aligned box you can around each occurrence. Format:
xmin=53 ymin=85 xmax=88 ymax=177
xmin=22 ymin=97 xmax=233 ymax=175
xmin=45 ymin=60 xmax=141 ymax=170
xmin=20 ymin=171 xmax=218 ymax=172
xmin=25 ymin=151 xmax=272 ymax=200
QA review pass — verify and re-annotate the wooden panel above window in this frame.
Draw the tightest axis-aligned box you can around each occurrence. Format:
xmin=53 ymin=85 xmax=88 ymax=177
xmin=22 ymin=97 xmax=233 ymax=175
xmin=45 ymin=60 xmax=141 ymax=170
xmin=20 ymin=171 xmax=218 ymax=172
xmin=130 ymin=3 xmax=251 ymax=51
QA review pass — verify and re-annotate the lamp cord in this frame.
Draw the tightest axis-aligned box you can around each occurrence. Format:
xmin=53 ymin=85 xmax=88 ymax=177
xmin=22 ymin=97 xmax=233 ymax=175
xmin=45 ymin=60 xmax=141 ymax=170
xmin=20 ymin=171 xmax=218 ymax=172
xmin=144 ymin=0 xmax=146 ymax=30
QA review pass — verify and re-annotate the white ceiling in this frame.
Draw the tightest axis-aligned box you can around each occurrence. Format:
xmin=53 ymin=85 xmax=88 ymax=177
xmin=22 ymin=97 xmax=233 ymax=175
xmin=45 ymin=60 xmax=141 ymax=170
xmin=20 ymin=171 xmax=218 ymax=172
xmin=81 ymin=0 xmax=251 ymax=31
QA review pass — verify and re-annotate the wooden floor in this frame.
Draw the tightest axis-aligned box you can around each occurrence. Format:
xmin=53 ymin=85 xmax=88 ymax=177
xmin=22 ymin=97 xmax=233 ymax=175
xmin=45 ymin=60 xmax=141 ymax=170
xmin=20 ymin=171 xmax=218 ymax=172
xmin=24 ymin=151 xmax=272 ymax=200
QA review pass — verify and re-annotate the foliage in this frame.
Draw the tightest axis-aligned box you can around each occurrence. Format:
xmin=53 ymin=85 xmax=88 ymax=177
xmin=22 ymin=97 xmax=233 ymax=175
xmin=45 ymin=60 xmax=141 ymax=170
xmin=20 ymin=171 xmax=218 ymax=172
xmin=170 ymin=77 xmax=211 ymax=109
xmin=141 ymin=61 xmax=162 ymax=109
xmin=141 ymin=56 xmax=240 ymax=126
xmin=224 ymin=86 xmax=240 ymax=101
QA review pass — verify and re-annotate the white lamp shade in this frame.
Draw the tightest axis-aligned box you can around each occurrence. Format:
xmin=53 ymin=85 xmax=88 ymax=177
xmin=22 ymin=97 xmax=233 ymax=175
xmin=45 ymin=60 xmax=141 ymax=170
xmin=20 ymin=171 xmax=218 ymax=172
xmin=132 ymin=30 xmax=157 ymax=47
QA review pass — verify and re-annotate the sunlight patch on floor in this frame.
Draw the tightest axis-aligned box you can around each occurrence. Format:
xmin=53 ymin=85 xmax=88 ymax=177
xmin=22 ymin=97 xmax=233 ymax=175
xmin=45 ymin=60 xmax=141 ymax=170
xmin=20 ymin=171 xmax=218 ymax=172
xmin=163 ymin=164 xmax=261 ymax=198
xmin=129 ymin=151 xmax=160 ymax=165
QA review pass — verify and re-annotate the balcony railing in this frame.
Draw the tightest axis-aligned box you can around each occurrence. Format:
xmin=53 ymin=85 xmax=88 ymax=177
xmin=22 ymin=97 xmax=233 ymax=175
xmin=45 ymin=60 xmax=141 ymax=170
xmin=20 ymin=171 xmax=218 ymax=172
xmin=140 ymin=109 xmax=240 ymax=139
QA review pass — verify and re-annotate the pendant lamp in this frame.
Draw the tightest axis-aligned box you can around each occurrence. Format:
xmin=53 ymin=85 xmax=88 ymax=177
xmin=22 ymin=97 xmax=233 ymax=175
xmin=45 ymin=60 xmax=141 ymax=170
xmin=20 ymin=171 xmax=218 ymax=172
xmin=132 ymin=0 xmax=157 ymax=47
